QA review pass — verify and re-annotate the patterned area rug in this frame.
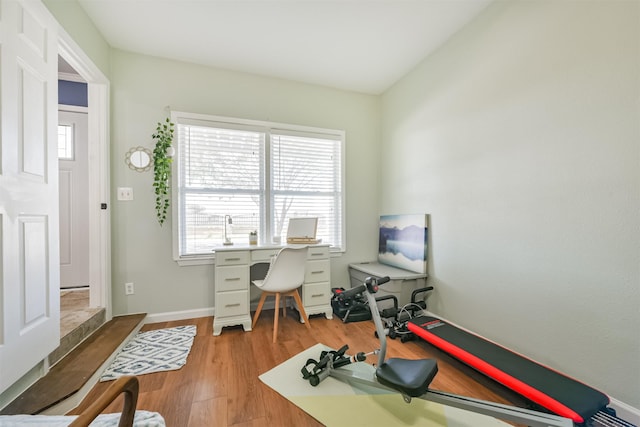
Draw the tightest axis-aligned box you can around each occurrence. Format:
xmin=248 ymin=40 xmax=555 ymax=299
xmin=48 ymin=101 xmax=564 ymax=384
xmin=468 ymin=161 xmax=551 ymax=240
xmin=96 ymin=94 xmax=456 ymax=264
xmin=100 ymin=325 xmax=196 ymax=382
xmin=259 ymin=343 xmax=510 ymax=426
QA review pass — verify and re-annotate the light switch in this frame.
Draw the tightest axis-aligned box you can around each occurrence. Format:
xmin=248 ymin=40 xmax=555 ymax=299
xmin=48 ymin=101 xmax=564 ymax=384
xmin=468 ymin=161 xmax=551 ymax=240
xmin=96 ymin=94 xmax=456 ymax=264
xmin=117 ymin=187 xmax=134 ymax=201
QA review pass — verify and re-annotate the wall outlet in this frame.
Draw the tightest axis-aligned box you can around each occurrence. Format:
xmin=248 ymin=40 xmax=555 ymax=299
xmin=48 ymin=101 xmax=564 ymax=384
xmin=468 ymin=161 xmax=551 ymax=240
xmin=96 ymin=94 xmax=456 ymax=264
xmin=117 ymin=187 xmax=134 ymax=201
xmin=125 ymin=282 xmax=134 ymax=295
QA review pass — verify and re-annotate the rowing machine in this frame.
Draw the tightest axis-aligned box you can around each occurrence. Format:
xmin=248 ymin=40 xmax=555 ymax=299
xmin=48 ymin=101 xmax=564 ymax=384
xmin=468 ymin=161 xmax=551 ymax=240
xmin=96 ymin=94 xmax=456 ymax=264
xmin=301 ymin=276 xmax=572 ymax=427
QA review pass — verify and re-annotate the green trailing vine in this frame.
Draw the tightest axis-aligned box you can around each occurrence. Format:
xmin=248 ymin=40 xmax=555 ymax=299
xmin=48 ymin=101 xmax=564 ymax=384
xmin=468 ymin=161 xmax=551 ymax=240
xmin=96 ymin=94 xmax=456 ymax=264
xmin=152 ymin=118 xmax=174 ymax=226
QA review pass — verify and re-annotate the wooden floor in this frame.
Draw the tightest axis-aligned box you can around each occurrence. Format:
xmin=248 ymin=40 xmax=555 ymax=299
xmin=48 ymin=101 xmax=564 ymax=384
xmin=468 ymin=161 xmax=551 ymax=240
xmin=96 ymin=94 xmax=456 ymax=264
xmin=71 ymin=311 xmax=529 ymax=426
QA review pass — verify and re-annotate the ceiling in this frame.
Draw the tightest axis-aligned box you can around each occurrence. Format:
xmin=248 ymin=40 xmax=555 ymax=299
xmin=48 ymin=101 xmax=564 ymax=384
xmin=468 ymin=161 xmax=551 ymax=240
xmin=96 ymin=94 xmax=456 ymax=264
xmin=77 ymin=0 xmax=492 ymax=95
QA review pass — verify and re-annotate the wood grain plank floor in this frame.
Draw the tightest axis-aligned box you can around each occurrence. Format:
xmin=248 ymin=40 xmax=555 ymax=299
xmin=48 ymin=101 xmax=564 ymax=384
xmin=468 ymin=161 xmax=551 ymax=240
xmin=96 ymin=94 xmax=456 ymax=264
xmin=71 ymin=311 xmax=529 ymax=426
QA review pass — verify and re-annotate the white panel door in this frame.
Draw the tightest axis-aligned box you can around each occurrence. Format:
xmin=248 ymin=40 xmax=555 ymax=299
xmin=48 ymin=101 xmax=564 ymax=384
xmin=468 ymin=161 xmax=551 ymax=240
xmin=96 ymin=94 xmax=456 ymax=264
xmin=59 ymin=111 xmax=89 ymax=289
xmin=0 ymin=0 xmax=60 ymax=393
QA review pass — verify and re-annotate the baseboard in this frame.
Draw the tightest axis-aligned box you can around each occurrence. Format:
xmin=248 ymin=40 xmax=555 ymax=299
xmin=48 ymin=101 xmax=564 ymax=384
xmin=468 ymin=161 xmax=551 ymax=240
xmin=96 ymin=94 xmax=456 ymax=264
xmin=144 ymin=301 xmax=289 ymax=325
xmin=144 ymin=307 xmax=215 ymax=324
xmin=609 ymin=397 xmax=640 ymax=425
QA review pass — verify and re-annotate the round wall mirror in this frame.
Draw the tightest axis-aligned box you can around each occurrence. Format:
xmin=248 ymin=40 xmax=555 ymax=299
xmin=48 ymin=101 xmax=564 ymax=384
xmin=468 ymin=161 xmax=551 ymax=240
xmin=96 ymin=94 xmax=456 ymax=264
xmin=125 ymin=146 xmax=153 ymax=172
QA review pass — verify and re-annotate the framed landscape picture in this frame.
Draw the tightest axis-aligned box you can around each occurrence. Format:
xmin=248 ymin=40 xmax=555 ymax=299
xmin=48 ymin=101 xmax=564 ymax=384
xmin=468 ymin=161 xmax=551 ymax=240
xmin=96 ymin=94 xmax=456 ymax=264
xmin=378 ymin=214 xmax=428 ymax=274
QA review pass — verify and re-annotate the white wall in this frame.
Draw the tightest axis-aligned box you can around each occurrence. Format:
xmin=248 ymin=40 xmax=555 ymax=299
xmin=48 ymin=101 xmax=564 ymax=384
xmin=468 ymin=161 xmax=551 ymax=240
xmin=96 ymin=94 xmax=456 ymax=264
xmin=381 ymin=0 xmax=639 ymax=408
xmin=110 ymin=49 xmax=381 ymax=316
xmin=43 ymin=0 xmax=110 ymax=78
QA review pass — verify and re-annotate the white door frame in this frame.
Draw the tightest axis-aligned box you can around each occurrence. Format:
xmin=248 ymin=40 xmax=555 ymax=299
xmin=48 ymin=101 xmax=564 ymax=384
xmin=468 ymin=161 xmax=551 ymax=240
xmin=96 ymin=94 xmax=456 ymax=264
xmin=57 ymin=31 xmax=112 ymax=320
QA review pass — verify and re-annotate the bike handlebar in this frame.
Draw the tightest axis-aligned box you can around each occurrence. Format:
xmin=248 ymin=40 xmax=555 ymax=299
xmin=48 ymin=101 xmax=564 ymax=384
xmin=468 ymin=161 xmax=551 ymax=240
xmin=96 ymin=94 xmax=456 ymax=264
xmin=374 ymin=276 xmax=391 ymax=286
xmin=338 ymin=284 xmax=365 ymax=300
xmin=338 ymin=276 xmax=390 ymax=300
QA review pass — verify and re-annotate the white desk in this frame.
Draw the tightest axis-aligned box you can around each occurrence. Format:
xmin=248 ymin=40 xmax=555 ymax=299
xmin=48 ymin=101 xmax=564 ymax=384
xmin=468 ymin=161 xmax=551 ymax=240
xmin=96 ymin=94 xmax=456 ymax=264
xmin=213 ymin=244 xmax=333 ymax=336
xmin=348 ymin=262 xmax=428 ymax=307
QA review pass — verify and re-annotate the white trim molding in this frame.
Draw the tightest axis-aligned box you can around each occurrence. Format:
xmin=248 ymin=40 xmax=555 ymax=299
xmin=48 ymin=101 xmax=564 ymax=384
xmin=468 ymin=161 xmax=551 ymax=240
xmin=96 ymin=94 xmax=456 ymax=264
xmin=58 ymin=71 xmax=85 ymax=83
xmin=609 ymin=398 xmax=640 ymax=426
xmin=58 ymin=104 xmax=88 ymax=113
xmin=144 ymin=308 xmax=215 ymax=325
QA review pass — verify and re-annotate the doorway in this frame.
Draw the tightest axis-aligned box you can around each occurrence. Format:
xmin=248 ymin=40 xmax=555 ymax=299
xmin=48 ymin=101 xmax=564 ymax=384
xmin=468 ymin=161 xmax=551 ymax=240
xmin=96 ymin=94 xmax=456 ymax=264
xmin=56 ymin=57 xmax=107 ymax=354
xmin=58 ymin=106 xmax=103 ymax=345
xmin=55 ymin=31 xmax=111 ymax=359
xmin=58 ymin=109 xmax=89 ymax=289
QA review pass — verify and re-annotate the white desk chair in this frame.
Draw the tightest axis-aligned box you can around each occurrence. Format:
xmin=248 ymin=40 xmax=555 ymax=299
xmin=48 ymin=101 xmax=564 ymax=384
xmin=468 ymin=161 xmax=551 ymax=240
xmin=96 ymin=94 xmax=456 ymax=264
xmin=252 ymin=246 xmax=311 ymax=343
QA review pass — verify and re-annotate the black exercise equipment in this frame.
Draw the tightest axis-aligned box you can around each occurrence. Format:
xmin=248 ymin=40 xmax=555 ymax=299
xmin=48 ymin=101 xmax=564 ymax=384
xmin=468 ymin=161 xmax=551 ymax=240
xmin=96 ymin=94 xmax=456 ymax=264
xmin=407 ymin=316 xmax=634 ymax=426
xmin=331 ymin=287 xmax=372 ymax=323
xmin=377 ymin=286 xmax=433 ymax=342
xmin=301 ymin=276 xmax=573 ymax=427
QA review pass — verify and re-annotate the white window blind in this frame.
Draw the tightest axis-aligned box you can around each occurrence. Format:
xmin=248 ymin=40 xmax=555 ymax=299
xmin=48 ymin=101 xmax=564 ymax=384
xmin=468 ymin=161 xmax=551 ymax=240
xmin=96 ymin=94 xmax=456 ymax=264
xmin=178 ymin=123 xmax=264 ymax=255
xmin=271 ymin=133 xmax=342 ymax=247
xmin=174 ymin=113 xmax=344 ymax=259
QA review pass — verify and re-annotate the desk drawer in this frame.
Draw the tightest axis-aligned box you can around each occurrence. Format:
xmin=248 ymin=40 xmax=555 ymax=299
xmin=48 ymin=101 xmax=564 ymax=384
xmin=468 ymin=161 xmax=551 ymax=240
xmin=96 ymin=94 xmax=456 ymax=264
xmin=215 ymin=290 xmax=248 ymax=317
xmin=303 ymin=282 xmax=330 ymax=307
xmin=216 ymin=265 xmax=248 ymax=292
xmin=308 ymin=246 xmax=329 ymax=259
xmin=251 ymin=248 xmax=280 ymax=263
xmin=305 ymin=259 xmax=330 ymax=283
xmin=216 ymin=251 xmax=250 ymax=266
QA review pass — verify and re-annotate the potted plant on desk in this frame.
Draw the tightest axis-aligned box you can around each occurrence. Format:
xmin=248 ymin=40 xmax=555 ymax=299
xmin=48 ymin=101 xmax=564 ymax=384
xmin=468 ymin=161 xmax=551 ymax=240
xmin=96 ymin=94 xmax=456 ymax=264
xmin=249 ymin=230 xmax=258 ymax=245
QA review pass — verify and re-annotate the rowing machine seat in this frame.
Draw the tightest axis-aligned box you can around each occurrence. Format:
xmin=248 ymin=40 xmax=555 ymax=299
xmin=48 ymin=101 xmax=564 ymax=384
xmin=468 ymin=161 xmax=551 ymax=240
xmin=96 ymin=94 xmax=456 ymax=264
xmin=376 ymin=358 xmax=438 ymax=397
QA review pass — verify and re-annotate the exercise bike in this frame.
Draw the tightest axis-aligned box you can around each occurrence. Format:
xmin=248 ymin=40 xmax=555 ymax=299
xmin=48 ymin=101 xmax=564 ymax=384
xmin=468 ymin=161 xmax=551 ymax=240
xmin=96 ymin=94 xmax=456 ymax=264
xmin=301 ymin=276 xmax=573 ymax=427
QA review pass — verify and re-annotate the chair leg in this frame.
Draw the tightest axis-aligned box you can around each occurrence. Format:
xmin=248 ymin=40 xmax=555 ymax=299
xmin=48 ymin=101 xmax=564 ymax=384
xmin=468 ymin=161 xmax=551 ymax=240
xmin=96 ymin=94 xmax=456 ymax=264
xmin=290 ymin=289 xmax=311 ymax=330
xmin=273 ymin=292 xmax=281 ymax=343
xmin=252 ymin=292 xmax=268 ymax=328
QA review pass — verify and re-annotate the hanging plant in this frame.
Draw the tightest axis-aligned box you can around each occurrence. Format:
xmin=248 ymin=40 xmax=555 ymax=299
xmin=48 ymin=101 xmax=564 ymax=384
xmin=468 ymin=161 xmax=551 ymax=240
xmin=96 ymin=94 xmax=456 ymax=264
xmin=152 ymin=118 xmax=174 ymax=226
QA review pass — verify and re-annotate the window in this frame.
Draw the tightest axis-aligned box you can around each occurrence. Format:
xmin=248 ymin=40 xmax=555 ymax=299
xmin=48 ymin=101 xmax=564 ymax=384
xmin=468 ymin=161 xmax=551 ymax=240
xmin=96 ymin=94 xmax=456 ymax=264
xmin=172 ymin=112 xmax=344 ymax=262
xmin=58 ymin=124 xmax=74 ymax=160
